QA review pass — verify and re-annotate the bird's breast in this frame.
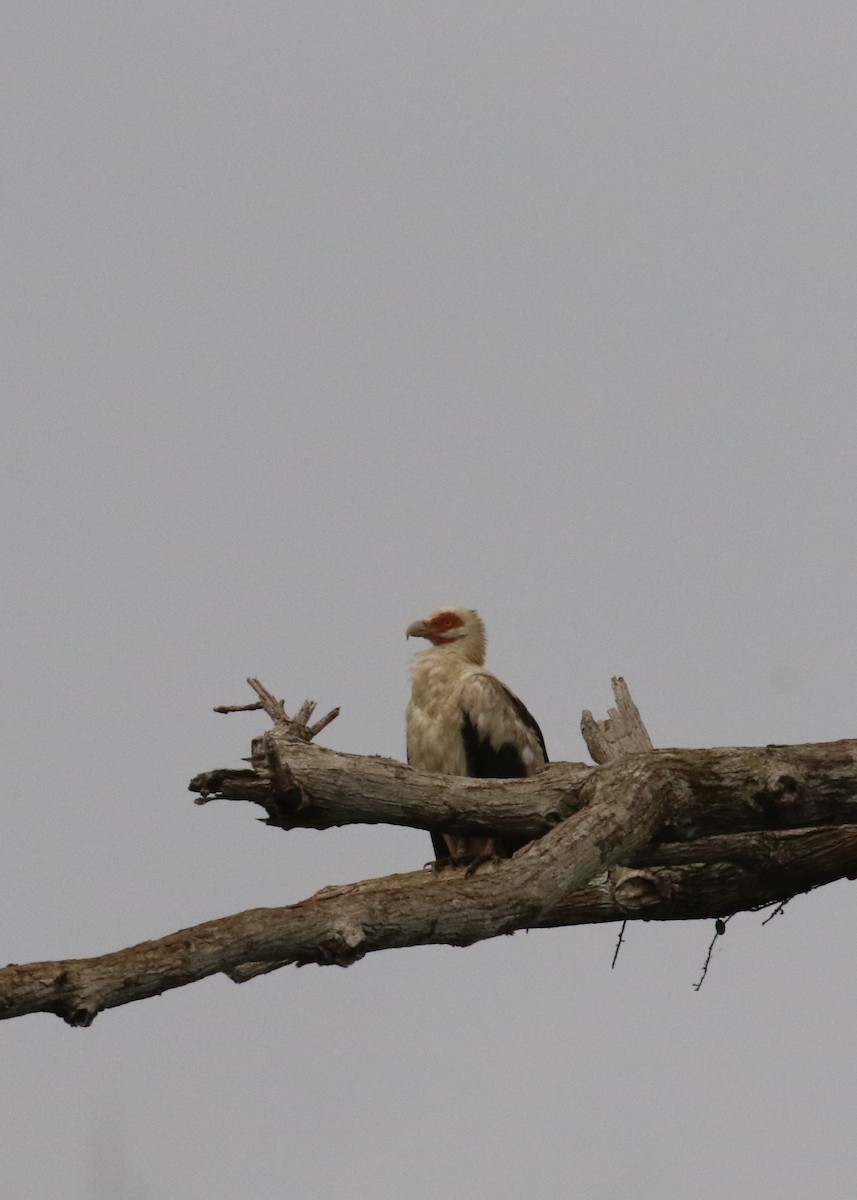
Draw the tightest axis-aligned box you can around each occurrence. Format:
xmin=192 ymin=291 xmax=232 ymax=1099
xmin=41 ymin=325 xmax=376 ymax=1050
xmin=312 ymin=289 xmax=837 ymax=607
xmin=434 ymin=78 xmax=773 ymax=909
xmin=407 ymin=658 xmax=469 ymax=775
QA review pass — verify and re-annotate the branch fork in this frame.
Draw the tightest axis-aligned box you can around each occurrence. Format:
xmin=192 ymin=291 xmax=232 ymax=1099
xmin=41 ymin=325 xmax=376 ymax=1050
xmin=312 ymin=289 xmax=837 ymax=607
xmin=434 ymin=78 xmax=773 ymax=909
xmin=214 ymin=677 xmax=340 ymax=742
xmin=4 ymin=677 xmax=857 ymax=1025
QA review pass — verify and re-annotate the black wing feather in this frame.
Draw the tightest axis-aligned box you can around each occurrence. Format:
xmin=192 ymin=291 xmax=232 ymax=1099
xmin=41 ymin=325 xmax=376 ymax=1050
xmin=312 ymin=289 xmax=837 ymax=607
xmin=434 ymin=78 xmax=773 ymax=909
xmin=458 ymin=686 xmax=547 ymax=858
xmin=460 ymin=685 xmax=548 ymax=778
xmin=430 ymin=830 xmax=449 ymax=860
xmin=504 ymin=689 xmax=549 ymax=763
xmin=415 ymin=680 xmax=548 ymax=864
xmin=460 ymin=710 xmax=528 ymax=777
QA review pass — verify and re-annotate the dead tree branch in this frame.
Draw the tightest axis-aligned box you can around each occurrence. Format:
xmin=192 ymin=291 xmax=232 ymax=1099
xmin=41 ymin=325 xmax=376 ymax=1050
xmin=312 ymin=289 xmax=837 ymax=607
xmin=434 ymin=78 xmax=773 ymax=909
xmin=3 ymin=676 xmax=857 ymax=1025
xmin=0 ymin=760 xmax=668 ymax=1025
xmin=192 ymin=728 xmax=857 ymax=843
xmin=581 ymin=676 xmax=654 ymax=762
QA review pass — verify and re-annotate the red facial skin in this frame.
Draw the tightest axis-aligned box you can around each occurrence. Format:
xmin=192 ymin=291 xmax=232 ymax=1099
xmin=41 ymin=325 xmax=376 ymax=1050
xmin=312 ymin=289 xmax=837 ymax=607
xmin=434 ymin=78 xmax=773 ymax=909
xmin=425 ymin=611 xmax=465 ymax=644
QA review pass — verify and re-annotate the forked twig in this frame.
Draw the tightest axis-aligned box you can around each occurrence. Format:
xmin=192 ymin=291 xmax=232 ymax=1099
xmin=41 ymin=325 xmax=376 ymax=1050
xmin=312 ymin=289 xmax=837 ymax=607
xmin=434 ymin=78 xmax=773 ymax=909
xmin=214 ymin=677 xmax=339 ymax=743
xmin=761 ymin=900 xmax=789 ymax=926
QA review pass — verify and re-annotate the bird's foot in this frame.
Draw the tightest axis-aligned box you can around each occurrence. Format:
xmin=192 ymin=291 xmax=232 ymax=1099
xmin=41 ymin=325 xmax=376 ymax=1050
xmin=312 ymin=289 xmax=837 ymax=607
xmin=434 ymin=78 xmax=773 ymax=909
xmin=425 ymin=853 xmax=487 ymax=874
xmin=424 ymin=856 xmax=456 ymax=873
xmin=424 ymin=852 xmax=502 ymax=876
xmin=464 ymin=851 xmax=502 ymax=878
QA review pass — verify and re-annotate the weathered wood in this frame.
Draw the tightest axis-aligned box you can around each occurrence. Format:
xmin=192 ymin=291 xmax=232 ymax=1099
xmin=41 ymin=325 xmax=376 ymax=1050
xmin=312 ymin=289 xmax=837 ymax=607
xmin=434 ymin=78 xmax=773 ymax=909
xmin=581 ymin=676 xmax=654 ymax=762
xmin=3 ymin=816 xmax=855 ymax=1025
xmin=191 ymin=732 xmax=857 ymax=846
xmin=0 ymin=759 xmax=669 ymax=1024
xmin=4 ymin=676 xmax=857 ymax=1026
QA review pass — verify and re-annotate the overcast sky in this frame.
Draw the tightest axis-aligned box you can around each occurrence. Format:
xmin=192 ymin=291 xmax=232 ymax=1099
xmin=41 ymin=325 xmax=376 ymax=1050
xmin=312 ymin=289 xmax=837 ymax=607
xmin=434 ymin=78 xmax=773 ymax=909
xmin=4 ymin=4 xmax=857 ymax=1197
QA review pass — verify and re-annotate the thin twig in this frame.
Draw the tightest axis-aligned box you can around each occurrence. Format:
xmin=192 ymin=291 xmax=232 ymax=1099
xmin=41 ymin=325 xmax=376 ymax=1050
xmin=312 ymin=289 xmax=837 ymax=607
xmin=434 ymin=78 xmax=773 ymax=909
xmin=761 ymin=900 xmax=789 ymax=925
xmin=308 ymin=707 xmax=341 ymax=738
xmin=611 ymin=919 xmax=627 ymax=969
xmin=246 ymin=678 xmax=290 ymax=724
xmin=693 ymin=915 xmax=732 ymax=991
xmin=215 ymin=677 xmax=340 ymax=742
xmin=292 ymin=699 xmax=317 ymax=726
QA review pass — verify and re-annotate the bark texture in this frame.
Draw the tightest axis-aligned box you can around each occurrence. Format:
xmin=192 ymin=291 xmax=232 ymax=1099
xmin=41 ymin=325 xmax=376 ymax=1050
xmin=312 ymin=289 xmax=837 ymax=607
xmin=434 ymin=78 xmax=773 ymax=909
xmin=2 ymin=679 xmax=856 ymax=1025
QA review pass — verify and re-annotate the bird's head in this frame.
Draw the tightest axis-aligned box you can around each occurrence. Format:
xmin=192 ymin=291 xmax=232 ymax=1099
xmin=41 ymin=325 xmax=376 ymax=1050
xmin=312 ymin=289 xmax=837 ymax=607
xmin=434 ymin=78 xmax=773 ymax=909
xmin=406 ymin=607 xmax=486 ymax=664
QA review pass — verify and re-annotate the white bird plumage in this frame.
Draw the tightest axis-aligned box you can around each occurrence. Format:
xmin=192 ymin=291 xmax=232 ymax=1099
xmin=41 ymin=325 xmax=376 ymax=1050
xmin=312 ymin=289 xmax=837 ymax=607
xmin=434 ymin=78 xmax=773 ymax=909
xmin=405 ymin=607 xmax=548 ymax=865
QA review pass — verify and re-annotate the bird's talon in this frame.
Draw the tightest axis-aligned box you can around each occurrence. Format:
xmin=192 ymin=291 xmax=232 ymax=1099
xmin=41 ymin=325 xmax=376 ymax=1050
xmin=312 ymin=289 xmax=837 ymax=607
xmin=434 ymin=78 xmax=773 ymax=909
xmin=425 ymin=857 xmax=456 ymax=873
xmin=464 ymin=852 xmax=500 ymax=878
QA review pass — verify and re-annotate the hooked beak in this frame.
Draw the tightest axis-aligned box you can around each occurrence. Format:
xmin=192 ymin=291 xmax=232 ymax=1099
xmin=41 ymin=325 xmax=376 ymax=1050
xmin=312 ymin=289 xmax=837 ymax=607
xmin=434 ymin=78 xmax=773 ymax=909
xmin=406 ymin=619 xmax=429 ymax=640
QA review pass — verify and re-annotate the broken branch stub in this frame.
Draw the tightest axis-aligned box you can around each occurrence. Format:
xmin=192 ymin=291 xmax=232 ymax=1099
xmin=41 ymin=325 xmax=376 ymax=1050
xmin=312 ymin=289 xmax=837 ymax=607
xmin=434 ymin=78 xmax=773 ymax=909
xmin=580 ymin=676 xmax=654 ymax=763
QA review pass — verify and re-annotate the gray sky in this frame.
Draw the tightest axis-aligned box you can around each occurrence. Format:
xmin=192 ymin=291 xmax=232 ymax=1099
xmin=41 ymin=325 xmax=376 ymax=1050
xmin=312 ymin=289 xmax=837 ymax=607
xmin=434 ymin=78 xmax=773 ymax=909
xmin=4 ymin=4 xmax=857 ymax=1197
